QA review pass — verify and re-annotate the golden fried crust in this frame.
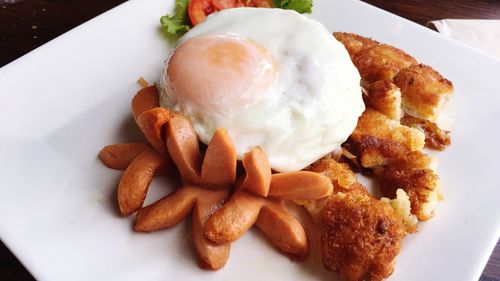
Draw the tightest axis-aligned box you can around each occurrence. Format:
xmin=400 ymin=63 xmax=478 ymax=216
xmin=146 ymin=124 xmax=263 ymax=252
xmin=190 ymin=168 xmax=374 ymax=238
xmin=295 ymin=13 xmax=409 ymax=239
xmin=321 ymin=191 xmax=405 ymax=281
xmin=347 ymin=183 xmax=371 ymax=195
xmin=351 ymin=109 xmax=424 ymax=150
xmin=401 ymin=116 xmax=451 ymax=150
xmin=308 ymin=156 xmax=358 ymax=191
xmin=393 ymin=64 xmax=453 ymax=121
xmin=333 ymin=32 xmax=379 ymax=58
xmin=353 ymin=44 xmax=417 ymax=83
xmin=349 ymin=109 xmax=425 ymax=167
xmin=365 ymin=80 xmax=403 ymax=120
xmin=348 ymin=135 xmax=411 ymax=168
xmin=303 ymin=157 xmax=369 ymax=219
xmin=374 ymin=152 xmax=439 ymax=221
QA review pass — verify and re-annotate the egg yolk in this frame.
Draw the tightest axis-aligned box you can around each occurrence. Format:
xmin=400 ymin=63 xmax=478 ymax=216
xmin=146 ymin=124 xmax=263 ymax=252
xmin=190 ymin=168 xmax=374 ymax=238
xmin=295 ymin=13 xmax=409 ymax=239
xmin=165 ymin=35 xmax=276 ymax=114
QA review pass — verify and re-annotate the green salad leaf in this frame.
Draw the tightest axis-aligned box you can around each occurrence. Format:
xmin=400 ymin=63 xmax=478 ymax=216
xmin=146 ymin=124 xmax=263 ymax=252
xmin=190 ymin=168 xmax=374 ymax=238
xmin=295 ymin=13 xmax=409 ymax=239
xmin=273 ymin=0 xmax=313 ymax=14
xmin=160 ymin=0 xmax=313 ymax=38
xmin=160 ymin=0 xmax=191 ymax=37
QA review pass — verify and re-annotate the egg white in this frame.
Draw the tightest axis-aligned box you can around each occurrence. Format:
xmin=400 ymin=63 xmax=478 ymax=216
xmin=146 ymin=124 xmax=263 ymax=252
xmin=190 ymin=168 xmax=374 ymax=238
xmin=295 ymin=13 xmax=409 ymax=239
xmin=160 ymin=8 xmax=364 ymax=172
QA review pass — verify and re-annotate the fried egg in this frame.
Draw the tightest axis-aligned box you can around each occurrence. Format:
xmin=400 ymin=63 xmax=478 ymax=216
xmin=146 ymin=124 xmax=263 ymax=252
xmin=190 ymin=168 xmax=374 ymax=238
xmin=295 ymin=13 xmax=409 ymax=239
xmin=160 ymin=8 xmax=364 ymax=172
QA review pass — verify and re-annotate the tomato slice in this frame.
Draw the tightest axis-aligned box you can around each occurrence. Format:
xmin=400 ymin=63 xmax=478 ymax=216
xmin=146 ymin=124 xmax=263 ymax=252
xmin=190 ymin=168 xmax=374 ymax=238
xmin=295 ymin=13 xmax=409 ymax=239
xmin=213 ymin=0 xmax=237 ymax=10
xmin=188 ymin=0 xmax=274 ymax=26
xmin=188 ymin=0 xmax=213 ymax=26
xmin=239 ymin=0 xmax=273 ymax=8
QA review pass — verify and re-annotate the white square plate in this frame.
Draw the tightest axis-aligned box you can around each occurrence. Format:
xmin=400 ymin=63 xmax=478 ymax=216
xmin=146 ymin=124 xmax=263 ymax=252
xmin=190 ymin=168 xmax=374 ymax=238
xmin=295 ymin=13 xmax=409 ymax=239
xmin=1 ymin=0 xmax=499 ymax=280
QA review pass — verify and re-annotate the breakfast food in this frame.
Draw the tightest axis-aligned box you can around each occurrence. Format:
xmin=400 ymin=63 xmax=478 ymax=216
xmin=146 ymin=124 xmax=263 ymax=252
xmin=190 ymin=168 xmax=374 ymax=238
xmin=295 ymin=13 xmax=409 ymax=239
xmin=101 ymin=86 xmax=235 ymax=269
xmin=374 ymin=151 xmax=440 ymax=221
xmin=160 ymin=8 xmax=364 ymax=172
xmin=161 ymin=0 xmax=313 ymax=37
xmin=205 ymin=147 xmax=333 ymax=260
xmin=347 ymin=108 xmax=426 ymax=168
xmin=334 ymin=32 xmax=453 ymax=123
xmin=99 ymin=6 xmax=454 ymax=281
xmin=306 ymin=155 xmax=413 ymax=281
xmin=393 ymin=64 xmax=453 ymax=121
xmin=321 ymin=190 xmax=406 ymax=281
xmin=364 ymin=79 xmax=403 ymax=121
xmin=336 ymin=33 xmax=450 ymax=224
xmin=99 ymin=143 xmax=151 ymax=170
xmin=135 ymin=112 xmax=236 ymax=269
xmin=401 ymin=115 xmax=451 ymax=150
xmin=102 ymin=83 xmax=333 ymax=269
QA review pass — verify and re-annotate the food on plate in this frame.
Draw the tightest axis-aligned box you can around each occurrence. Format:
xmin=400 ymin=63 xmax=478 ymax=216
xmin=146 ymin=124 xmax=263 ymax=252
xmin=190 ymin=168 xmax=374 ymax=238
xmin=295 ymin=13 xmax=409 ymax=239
xmin=393 ymin=63 xmax=453 ymax=121
xmin=165 ymin=113 xmax=238 ymax=187
xmin=110 ymin=97 xmax=237 ymax=269
xmin=333 ymin=32 xmax=417 ymax=86
xmin=333 ymin=32 xmax=379 ymax=59
xmin=131 ymin=85 xmax=161 ymax=122
xmin=353 ymin=44 xmax=418 ymax=84
xmin=135 ymin=113 xmax=236 ymax=269
xmin=348 ymin=108 xmax=425 ymax=168
xmin=161 ymin=0 xmax=313 ymax=36
xmin=103 ymin=88 xmax=332 ymax=268
xmin=306 ymin=155 xmax=416 ymax=281
xmin=98 ymin=7 xmax=454 ymax=281
xmin=401 ymin=115 xmax=451 ymax=150
xmin=309 ymin=155 xmax=418 ymax=233
xmin=335 ymin=32 xmax=453 ymax=122
xmin=138 ymin=184 xmax=230 ymax=269
xmin=364 ymin=79 xmax=403 ymax=121
xmin=118 ymin=147 xmax=167 ymax=215
xmin=205 ymin=147 xmax=332 ymax=260
xmin=337 ymin=33 xmax=451 ymax=223
xmin=380 ymin=189 xmax=418 ymax=233
xmin=99 ymin=143 xmax=150 ymax=170
xmin=304 ymin=33 xmax=451 ymax=280
xmin=160 ymin=8 xmax=364 ymax=172
xmin=374 ymin=151 xmax=440 ymax=221
xmin=308 ymin=154 xmax=358 ymax=192
xmin=188 ymin=0 xmax=274 ymax=25
xmin=132 ymin=86 xmax=170 ymax=154
xmin=320 ymin=190 xmax=406 ymax=281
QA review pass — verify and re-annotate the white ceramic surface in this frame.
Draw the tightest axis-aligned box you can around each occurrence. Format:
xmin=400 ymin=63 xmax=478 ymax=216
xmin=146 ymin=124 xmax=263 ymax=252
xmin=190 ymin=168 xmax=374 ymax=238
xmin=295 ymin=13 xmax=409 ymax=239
xmin=1 ymin=0 xmax=499 ymax=280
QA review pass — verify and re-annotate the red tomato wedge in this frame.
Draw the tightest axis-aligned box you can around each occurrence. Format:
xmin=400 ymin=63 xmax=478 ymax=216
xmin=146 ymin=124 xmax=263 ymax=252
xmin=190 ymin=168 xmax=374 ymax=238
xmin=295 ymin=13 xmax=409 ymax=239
xmin=188 ymin=0 xmax=273 ymax=26
xmin=212 ymin=0 xmax=237 ymax=10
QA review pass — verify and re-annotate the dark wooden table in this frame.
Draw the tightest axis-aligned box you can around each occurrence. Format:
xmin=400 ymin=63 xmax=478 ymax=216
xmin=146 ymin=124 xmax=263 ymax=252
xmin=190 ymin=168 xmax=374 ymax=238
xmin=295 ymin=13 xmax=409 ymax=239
xmin=0 ymin=0 xmax=499 ymax=280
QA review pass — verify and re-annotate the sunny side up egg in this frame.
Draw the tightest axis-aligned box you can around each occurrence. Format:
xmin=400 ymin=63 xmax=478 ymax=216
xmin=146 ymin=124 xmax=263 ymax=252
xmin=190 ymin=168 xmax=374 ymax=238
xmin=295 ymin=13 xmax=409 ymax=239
xmin=160 ymin=8 xmax=364 ymax=172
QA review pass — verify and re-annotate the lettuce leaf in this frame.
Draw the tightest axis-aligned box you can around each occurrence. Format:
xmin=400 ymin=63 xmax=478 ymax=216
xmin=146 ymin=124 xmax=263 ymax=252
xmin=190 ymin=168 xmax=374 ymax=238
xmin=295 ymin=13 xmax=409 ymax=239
xmin=272 ymin=0 xmax=313 ymax=14
xmin=160 ymin=0 xmax=191 ymax=37
xmin=160 ymin=0 xmax=313 ymax=38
